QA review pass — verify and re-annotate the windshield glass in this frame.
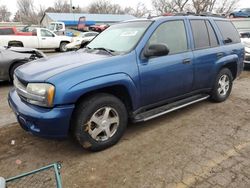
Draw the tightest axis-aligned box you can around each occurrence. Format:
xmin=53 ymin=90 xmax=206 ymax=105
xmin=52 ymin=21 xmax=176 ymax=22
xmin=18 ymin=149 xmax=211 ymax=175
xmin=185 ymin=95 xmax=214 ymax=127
xmin=232 ymin=20 xmax=250 ymax=29
xmin=87 ymin=21 xmax=152 ymax=54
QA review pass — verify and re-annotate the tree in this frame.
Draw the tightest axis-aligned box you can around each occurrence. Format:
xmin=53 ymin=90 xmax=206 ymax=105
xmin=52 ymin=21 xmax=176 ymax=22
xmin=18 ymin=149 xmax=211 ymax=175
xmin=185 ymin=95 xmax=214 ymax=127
xmin=0 ymin=5 xmax=11 ymax=22
xmin=88 ymin=0 xmax=123 ymax=14
xmin=152 ymin=0 xmax=189 ymax=14
xmin=53 ymin=0 xmax=71 ymax=13
xmin=16 ymin=0 xmax=39 ymax=24
xmin=215 ymin=0 xmax=239 ymax=14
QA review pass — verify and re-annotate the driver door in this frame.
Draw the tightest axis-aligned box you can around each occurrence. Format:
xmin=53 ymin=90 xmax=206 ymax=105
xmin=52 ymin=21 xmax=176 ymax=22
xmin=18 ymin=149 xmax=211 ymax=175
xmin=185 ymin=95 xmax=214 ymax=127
xmin=138 ymin=20 xmax=194 ymax=106
xmin=40 ymin=29 xmax=59 ymax=49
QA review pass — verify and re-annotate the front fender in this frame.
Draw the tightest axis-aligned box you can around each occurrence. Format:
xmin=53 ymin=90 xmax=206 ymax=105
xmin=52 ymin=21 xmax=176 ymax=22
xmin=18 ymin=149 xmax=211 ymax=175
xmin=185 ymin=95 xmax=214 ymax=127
xmin=54 ymin=73 xmax=139 ymax=110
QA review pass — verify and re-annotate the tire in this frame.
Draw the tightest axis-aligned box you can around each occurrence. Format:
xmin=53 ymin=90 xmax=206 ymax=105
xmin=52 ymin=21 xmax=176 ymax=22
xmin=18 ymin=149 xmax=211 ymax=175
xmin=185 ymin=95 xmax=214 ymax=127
xmin=210 ymin=68 xmax=233 ymax=102
xmin=229 ymin=14 xmax=235 ymax=18
xmin=72 ymin=93 xmax=128 ymax=151
xmin=59 ymin=42 xmax=68 ymax=52
xmin=8 ymin=41 xmax=23 ymax=47
xmin=10 ymin=62 xmax=26 ymax=81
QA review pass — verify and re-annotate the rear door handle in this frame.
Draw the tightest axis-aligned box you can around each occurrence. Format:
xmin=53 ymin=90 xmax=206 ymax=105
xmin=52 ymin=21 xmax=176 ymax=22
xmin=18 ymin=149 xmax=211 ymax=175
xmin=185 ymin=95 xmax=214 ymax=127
xmin=41 ymin=38 xmax=46 ymax=40
xmin=182 ymin=58 xmax=191 ymax=64
xmin=217 ymin=52 xmax=224 ymax=58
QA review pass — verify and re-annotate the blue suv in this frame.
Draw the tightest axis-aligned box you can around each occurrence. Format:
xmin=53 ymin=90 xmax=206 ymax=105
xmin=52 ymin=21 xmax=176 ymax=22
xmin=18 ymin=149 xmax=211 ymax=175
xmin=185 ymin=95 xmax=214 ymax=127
xmin=9 ymin=16 xmax=244 ymax=151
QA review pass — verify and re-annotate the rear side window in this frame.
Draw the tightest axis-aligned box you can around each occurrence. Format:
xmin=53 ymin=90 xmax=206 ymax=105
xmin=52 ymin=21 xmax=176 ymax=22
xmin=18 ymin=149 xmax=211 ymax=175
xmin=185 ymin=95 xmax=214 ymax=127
xmin=190 ymin=20 xmax=210 ymax=49
xmin=0 ymin=28 xmax=14 ymax=35
xmin=148 ymin=20 xmax=188 ymax=55
xmin=206 ymin=20 xmax=219 ymax=47
xmin=215 ymin=20 xmax=241 ymax=44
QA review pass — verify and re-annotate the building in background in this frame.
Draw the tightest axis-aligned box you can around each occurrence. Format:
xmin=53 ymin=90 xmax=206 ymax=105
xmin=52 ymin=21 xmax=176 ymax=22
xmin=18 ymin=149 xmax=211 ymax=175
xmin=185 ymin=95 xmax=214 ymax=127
xmin=40 ymin=12 xmax=136 ymax=29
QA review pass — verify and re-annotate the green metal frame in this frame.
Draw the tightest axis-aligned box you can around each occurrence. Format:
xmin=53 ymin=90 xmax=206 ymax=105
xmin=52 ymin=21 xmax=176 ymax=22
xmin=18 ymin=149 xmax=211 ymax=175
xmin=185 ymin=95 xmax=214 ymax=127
xmin=6 ymin=163 xmax=62 ymax=188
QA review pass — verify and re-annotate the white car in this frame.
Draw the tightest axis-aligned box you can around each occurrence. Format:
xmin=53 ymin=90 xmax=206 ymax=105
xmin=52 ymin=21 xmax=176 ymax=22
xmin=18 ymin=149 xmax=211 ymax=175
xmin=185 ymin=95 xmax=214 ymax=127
xmin=0 ymin=28 xmax=72 ymax=52
xmin=66 ymin=32 xmax=98 ymax=50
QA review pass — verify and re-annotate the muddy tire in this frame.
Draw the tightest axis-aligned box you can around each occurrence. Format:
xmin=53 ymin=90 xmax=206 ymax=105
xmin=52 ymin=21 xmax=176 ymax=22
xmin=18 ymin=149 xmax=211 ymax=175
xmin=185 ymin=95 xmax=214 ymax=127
xmin=72 ymin=93 xmax=128 ymax=151
xmin=210 ymin=68 xmax=233 ymax=102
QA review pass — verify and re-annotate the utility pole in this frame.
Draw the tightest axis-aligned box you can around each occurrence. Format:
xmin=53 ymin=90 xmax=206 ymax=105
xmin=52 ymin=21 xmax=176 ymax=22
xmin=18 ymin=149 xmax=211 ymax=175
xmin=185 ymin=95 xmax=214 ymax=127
xmin=70 ymin=0 xmax=73 ymax=13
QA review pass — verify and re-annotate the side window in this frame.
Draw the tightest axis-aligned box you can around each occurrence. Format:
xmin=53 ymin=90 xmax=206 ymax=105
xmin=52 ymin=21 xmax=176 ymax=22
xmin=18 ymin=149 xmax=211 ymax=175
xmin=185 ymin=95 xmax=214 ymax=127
xmin=41 ymin=29 xmax=54 ymax=37
xmin=148 ymin=20 xmax=188 ymax=55
xmin=215 ymin=20 xmax=241 ymax=44
xmin=205 ymin=20 xmax=219 ymax=47
xmin=190 ymin=20 xmax=210 ymax=49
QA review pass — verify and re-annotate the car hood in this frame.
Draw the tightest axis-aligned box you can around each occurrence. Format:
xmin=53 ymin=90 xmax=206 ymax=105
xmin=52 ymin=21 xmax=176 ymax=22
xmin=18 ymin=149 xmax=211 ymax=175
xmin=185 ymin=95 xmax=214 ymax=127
xmin=15 ymin=51 xmax=111 ymax=82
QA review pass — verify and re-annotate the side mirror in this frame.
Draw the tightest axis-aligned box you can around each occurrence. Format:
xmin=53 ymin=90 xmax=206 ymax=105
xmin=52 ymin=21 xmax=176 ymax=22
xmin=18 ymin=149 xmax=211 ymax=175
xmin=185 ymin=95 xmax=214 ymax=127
xmin=144 ymin=44 xmax=169 ymax=58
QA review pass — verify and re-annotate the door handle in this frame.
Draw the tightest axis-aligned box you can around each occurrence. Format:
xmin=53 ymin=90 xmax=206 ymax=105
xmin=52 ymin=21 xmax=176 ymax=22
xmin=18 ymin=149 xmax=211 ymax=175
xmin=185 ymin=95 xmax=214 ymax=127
xmin=41 ymin=38 xmax=46 ymax=40
xmin=182 ymin=58 xmax=191 ymax=64
xmin=231 ymin=49 xmax=237 ymax=54
xmin=217 ymin=52 xmax=224 ymax=58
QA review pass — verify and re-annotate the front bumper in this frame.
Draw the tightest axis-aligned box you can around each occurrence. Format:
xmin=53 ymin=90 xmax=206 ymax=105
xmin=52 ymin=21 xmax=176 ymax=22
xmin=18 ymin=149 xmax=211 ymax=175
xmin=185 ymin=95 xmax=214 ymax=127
xmin=8 ymin=89 xmax=75 ymax=138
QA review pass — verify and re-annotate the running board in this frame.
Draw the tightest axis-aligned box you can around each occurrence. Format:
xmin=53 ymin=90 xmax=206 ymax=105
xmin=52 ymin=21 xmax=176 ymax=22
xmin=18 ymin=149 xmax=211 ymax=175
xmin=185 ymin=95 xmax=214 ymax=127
xmin=133 ymin=94 xmax=210 ymax=122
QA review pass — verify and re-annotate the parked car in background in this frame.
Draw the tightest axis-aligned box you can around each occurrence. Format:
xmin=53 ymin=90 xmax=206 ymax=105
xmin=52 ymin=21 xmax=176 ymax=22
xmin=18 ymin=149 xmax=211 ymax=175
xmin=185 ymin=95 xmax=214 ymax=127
xmin=0 ymin=46 xmax=45 ymax=81
xmin=231 ymin=18 xmax=250 ymax=65
xmin=229 ymin=8 xmax=250 ymax=18
xmin=0 ymin=27 xmax=33 ymax=36
xmin=89 ymin=24 xmax=109 ymax=32
xmin=9 ymin=16 xmax=244 ymax=151
xmin=0 ymin=28 xmax=72 ymax=52
xmin=66 ymin=31 xmax=98 ymax=50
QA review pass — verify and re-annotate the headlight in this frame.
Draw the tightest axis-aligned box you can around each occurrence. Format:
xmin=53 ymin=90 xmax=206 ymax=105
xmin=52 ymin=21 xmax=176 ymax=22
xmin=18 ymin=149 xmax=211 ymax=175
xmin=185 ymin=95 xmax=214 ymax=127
xmin=26 ymin=83 xmax=55 ymax=107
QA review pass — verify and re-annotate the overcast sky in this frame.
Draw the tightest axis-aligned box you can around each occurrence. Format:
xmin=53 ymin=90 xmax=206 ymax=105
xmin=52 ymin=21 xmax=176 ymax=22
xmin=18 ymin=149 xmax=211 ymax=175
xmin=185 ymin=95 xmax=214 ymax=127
xmin=1 ymin=0 xmax=249 ymax=18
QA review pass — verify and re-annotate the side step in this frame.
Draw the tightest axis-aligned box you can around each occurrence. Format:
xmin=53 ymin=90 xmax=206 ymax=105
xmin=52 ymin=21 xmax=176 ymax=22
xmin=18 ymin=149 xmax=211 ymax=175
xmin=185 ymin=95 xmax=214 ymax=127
xmin=133 ymin=94 xmax=210 ymax=122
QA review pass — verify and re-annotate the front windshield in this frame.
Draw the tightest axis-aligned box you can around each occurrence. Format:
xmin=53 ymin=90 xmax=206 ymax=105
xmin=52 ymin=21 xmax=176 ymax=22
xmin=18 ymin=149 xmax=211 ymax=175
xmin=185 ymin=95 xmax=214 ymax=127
xmin=87 ymin=21 xmax=152 ymax=54
xmin=232 ymin=20 xmax=250 ymax=29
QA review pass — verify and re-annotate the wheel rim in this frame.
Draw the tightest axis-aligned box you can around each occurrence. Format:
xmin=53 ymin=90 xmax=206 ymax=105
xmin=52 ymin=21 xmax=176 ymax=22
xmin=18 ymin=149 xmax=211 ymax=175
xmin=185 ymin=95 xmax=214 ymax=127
xmin=61 ymin=43 xmax=67 ymax=51
xmin=85 ymin=107 xmax=119 ymax=142
xmin=217 ymin=74 xmax=230 ymax=96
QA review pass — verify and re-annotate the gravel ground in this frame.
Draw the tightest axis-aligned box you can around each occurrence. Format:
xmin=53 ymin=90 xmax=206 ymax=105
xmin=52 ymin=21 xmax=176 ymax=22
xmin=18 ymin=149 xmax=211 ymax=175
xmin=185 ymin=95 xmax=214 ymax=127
xmin=0 ymin=62 xmax=250 ymax=187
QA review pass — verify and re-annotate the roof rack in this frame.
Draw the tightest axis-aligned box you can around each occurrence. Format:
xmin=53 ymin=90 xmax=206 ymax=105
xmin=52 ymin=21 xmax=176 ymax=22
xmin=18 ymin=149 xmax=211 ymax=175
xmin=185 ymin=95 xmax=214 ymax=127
xmin=147 ymin=12 xmax=226 ymax=19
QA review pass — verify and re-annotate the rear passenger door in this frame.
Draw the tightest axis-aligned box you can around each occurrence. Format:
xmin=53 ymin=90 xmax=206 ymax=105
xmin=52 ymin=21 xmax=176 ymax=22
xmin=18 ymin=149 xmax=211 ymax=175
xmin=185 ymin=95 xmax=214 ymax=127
xmin=190 ymin=19 xmax=221 ymax=90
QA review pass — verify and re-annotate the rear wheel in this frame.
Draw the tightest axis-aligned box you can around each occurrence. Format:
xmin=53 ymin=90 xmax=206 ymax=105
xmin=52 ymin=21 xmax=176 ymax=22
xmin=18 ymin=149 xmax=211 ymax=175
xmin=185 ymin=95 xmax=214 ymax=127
xmin=59 ymin=42 xmax=68 ymax=52
xmin=211 ymin=68 xmax=233 ymax=102
xmin=72 ymin=93 xmax=128 ymax=151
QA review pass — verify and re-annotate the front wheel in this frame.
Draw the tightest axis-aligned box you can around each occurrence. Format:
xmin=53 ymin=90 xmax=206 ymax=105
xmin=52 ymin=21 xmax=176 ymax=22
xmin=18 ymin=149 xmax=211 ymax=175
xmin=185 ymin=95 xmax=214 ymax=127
xmin=210 ymin=68 xmax=233 ymax=102
xmin=59 ymin=42 xmax=68 ymax=52
xmin=72 ymin=93 xmax=128 ymax=151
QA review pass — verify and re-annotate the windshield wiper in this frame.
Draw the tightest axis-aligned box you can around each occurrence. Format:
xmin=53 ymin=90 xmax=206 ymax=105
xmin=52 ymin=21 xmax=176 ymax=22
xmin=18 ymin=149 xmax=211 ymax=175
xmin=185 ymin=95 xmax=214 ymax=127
xmin=92 ymin=47 xmax=115 ymax=55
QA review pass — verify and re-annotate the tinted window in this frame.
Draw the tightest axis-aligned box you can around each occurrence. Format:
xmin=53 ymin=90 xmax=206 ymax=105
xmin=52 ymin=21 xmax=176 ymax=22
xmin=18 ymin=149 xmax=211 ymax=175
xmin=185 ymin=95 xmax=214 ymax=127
xmin=190 ymin=20 xmax=210 ymax=49
xmin=0 ymin=28 xmax=14 ymax=35
xmin=206 ymin=20 xmax=219 ymax=47
xmin=148 ymin=20 xmax=188 ymax=55
xmin=215 ymin=20 xmax=241 ymax=44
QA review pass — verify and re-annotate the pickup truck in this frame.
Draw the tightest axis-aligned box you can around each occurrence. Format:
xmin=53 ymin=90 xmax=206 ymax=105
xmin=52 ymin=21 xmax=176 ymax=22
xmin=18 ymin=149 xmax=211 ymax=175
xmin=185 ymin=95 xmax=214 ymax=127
xmin=0 ymin=27 xmax=32 ymax=36
xmin=9 ymin=16 xmax=244 ymax=151
xmin=0 ymin=28 xmax=72 ymax=52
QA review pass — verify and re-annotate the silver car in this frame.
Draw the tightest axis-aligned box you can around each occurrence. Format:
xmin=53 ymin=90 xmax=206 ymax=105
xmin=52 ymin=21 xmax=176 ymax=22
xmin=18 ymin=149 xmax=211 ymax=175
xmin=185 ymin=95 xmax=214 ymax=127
xmin=0 ymin=46 xmax=45 ymax=81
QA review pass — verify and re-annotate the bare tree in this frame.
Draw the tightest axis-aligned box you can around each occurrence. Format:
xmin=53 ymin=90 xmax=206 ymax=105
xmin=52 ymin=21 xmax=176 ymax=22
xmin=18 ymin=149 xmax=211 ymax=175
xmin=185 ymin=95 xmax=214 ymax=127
xmin=53 ymin=0 xmax=71 ymax=13
xmin=0 ymin=5 xmax=11 ymax=22
xmin=88 ymin=0 xmax=123 ymax=14
xmin=16 ymin=0 xmax=38 ymax=24
xmin=152 ymin=0 xmax=190 ymax=14
xmin=124 ymin=2 xmax=149 ymax=17
xmin=215 ymin=0 xmax=239 ymax=14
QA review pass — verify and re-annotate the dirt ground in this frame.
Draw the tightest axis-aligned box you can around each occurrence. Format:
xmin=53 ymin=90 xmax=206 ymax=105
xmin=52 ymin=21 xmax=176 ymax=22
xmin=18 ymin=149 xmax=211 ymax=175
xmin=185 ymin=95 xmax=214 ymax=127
xmin=1 ymin=67 xmax=250 ymax=187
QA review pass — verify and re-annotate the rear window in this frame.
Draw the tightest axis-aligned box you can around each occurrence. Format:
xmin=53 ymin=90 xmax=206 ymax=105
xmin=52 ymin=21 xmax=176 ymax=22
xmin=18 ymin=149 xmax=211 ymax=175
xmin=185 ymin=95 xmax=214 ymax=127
xmin=0 ymin=28 xmax=14 ymax=35
xmin=215 ymin=20 xmax=241 ymax=44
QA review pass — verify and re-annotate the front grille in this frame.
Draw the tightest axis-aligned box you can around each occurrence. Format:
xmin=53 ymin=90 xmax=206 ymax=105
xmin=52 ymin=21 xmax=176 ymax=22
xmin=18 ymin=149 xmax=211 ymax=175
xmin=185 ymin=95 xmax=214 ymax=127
xmin=13 ymin=76 xmax=28 ymax=101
